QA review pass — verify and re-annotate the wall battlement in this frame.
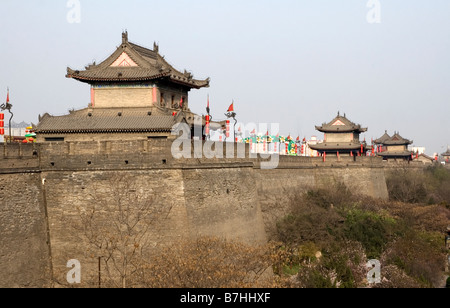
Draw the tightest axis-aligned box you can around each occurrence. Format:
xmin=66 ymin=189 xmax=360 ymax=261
xmin=1 ymin=140 xmax=421 ymax=171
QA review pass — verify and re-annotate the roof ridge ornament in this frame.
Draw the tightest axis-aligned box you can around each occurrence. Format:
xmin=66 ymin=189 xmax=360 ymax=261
xmin=153 ymin=42 xmax=159 ymax=53
xmin=122 ymin=31 xmax=128 ymax=44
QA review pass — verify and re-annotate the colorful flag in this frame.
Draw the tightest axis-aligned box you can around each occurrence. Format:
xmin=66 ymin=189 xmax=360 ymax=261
xmin=227 ymin=102 xmax=234 ymax=112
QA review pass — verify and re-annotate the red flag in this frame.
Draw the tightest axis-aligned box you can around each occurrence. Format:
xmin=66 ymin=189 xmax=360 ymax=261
xmin=227 ymin=103 xmax=234 ymax=112
xmin=250 ymin=129 xmax=256 ymax=135
xmin=206 ymin=94 xmax=211 ymax=115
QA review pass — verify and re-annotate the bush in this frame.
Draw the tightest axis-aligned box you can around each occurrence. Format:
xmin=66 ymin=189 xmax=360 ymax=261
xmin=275 ymin=182 xmax=450 ymax=288
xmin=296 ymin=241 xmax=367 ymax=288
xmin=384 ymin=231 xmax=446 ymax=287
xmin=387 ymin=165 xmax=450 ymax=205
xmin=140 ymin=237 xmax=278 ymax=288
xmin=342 ymin=209 xmax=399 ymax=259
xmin=386 ymin=169 xmax=428 ymax=203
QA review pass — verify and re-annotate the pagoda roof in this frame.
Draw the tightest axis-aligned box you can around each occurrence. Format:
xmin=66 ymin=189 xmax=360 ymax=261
xmin=315 ymin=112 xmax=368 ymax=133
xmin=377 ymin=151 xmax=413 ymax=157
xmin=441 ymin=148 xmax=450 ymax=156
xmin=374 ymin=131 xmax=391 ymax=144
xmin=382 ymin=132 xmax=413 ymax=145
xmin=309 ymin=142 xmax=366 ymax=151
xmin=36 ymin=106 xmax=224 ymax=135
xmin=66 ymin=32 xmax=210 ymax=89
xmin=36 ymin=107 xmax=178 ymax=134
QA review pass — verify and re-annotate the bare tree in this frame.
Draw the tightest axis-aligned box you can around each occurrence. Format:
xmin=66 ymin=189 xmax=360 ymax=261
xmin=74 ymin=173 xmax=172 ymax=288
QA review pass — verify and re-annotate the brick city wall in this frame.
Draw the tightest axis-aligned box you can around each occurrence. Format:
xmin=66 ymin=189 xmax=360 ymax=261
xmin=0 ymin=140 xmax=424 ymax=287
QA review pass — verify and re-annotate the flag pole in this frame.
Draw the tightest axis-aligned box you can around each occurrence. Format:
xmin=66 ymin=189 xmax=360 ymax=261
xmin=1 ymin=87 xmax=13 ymax=143
xmin=224 ymin=100 xmax=237 ymax=143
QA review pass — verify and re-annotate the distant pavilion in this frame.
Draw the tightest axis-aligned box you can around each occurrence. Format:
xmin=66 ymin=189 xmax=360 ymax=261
xmin=309 ymin=112 xmax=368 ymax=156
xmin=374 ymin=131 xmax=413 ymax=161
xmin=442 ymin=148 xmax=450 ymax=163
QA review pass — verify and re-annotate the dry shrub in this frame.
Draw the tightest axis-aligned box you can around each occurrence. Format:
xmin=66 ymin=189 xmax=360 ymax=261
xmin=140 ymin=237 xmax=286 ymax=288
xmin=383 ymin=231 xmax=446 ymax=287
xmin=386 ymin=168 xmax=428 ymax=203
xmin=380 ymin=201 xmax=450 ymax=233
xmin=387 ymin=165 xmax=450 ymax=206
xmin=374 ymin=265 xmax=424 ymax=288
xmin=275 ymin=183 xmax=350 ymax=247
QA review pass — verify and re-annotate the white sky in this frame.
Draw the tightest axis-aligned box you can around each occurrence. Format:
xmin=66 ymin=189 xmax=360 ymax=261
xmin=0 ymin=0 xmax=449 ymax=155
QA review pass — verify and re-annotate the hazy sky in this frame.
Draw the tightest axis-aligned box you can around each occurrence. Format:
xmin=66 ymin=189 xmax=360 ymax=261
xmin=0 ymin=1 xmax=449 ymax=155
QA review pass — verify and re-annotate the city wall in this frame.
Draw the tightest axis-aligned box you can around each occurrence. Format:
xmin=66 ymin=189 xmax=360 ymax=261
xmin=0 ymin=140 xmax=424 ymax=287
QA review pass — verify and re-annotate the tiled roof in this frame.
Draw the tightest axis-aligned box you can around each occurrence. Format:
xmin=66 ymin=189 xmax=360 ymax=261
xmin=441 ymin=148 xmax=450 ymax=156
xmin=309 ymin=142 xmax=366 ymax=151
xmin=377 ymin=151 xmax=413 ymax=157
xmin=66 ymin=32 xmax=210 ymax=89
xmin=383 ymin=132 xmax=413 ymax=145
xmin=374 ymin=131 xmax=391 ymax=144
xmin=36 ymin=108 xmax=177 ymax=134
xmin=315 ymin=112 xmax=368 ymax=133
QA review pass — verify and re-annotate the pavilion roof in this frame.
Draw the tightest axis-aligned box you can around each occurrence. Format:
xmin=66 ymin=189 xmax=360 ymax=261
xmin=309 ymin=141 xmax=366 ymax=151
xmin=374 ymin=131 xmax=391 ymax=144
xmin=315 ymin=112 xmax=367 ymax=133
xmin=66 ymin=32 xmax=210 ymax=89
xmin=36 ymin=107 xmax=177 ymax=134
xmin=383 ymin=132 xmax=413 ymax=145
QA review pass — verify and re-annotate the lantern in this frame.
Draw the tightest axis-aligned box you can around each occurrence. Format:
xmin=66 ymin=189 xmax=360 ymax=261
xmin=226 ymin=120 xmax=230 ymax=138
xmin=0 ymin=113 xmax=4 ymax=120
xmin=0 ymin=121 xmax=4 ymax=128
xmin=0 ymin=128 xmax=4 ymax=135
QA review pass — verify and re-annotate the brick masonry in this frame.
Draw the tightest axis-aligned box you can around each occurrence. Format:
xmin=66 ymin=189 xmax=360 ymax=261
xmin=0 ymin=140 xmax=422 ymax=287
